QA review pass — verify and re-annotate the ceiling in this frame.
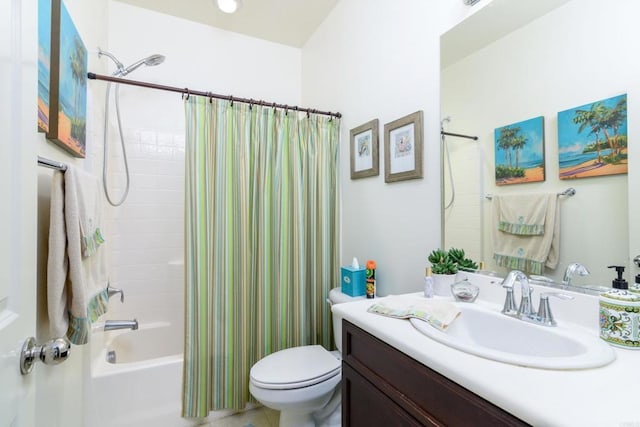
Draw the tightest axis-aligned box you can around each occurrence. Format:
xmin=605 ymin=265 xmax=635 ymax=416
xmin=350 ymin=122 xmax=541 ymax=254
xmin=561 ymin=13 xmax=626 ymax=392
xmin=441 ymin=0 xmax=570 ymax=68
xmin=115 ymin=0 xmax=340 ymax=48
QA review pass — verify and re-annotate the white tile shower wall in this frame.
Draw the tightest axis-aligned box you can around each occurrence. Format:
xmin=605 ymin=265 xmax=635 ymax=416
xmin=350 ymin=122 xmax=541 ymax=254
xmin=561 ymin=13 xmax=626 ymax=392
xmin=105 ymin=127 xmax=185 ymax=325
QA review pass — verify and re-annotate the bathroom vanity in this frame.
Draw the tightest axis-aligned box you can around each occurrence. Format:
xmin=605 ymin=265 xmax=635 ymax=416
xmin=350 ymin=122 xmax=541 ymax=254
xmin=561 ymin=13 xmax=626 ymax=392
xmin=333 ymin=273 xmax=640 ymax=426
xmin=342 ymin=320 xmax=527 ymax=426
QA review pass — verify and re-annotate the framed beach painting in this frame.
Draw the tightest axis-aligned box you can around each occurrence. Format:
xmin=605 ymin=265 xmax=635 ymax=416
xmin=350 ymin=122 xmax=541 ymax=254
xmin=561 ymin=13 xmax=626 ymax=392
xmin=46 ymin=0 xmax=87 ymax=158
xmin=38 ymin=0 xmax=51 ymax=133
xmin=350 ymin=119 xmax=379 ymax=179
xmin=494 ymin=116 xmax=545 ymax=185
xmin=384 ymin=111 xmax=423 ymax=183
xmin=557 ymin=94 xmax=627 ymax=180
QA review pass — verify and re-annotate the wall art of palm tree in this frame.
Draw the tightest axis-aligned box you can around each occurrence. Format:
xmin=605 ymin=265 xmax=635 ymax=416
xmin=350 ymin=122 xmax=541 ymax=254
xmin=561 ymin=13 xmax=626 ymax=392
xmin=494 ymin=116 xmax=545 ymax=185
xmin=46 ymin=0 xmax=87 ymax=158
xmin=557 ymin=94 xmax=627 ymax=180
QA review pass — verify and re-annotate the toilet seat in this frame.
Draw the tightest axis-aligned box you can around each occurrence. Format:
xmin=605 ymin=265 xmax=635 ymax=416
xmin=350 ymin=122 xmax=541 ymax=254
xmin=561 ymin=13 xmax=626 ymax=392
xmin=250 ymin=345 xmax=340 ymax=390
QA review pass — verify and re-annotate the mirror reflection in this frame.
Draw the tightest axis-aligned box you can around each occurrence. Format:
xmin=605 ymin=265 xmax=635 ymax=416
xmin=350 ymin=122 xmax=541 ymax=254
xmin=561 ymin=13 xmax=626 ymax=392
xmin=440 ymin=0 xmax=633 ymax=287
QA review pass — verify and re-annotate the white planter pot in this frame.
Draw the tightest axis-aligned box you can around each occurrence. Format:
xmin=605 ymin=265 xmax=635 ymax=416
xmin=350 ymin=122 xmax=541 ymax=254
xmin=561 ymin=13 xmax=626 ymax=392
xmin=432 ymin=273 xmax=456 ymax=297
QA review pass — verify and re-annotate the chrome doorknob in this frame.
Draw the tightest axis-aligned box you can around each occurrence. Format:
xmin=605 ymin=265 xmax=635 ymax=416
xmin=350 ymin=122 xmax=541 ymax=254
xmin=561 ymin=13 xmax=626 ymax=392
xmin=20 ymin=336 xmax=71 ymax=375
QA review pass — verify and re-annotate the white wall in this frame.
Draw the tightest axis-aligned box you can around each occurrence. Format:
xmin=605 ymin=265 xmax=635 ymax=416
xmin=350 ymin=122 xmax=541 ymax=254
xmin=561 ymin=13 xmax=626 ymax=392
xmin=103 ymin=1 xmax=302 ymax=326
xmin=35 ymin=0 xmax=110 ymax=426
xmin=302 ymin=0 xmax=456 ymax=296
xmin=442 ymin=0 xmax=640 ymax=285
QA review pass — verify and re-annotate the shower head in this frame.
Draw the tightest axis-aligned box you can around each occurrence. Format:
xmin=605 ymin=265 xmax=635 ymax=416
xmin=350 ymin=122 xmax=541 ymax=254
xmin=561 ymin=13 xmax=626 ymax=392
xmin=119 ymin=54 xmax=165 ymax=77
xmin=98 ymin=48 xmax=165 ymax=77
xmin=98 ymin=47 xmax=125 ymax=74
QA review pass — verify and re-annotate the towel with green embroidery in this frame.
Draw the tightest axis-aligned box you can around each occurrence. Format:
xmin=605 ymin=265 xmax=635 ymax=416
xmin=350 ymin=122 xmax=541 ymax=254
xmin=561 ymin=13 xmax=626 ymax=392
xmin=47 ymin=166 xmax=109 ymax=345
xmin=495 ymin=193 xmax=551 ymax=235
xmin=367 ymin=296 xmax=461 ymax=331
xmin=492 ymin=193 xmax=559 ymax=275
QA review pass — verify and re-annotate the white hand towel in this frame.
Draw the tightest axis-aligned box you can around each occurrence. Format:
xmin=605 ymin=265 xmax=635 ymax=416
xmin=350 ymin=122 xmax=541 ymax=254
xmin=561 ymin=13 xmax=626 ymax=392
xmin=367 ymin=296 xmax=461 ymax=331
xmin=492 ymin=193 xmax=560 ymax=275
xmin=47 ymin=166 xmax=109 ymax=344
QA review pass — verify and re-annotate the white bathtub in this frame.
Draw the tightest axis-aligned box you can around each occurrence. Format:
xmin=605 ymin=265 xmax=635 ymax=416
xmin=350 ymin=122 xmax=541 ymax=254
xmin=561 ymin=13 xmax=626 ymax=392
xmin=86 ymin=321 xmax=217 ymax=427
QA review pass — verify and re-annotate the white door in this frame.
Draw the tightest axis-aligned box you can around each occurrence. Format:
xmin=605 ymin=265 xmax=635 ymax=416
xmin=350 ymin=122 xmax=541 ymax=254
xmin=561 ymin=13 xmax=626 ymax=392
xmin=0 ymin=0 xmax=38 ymax=425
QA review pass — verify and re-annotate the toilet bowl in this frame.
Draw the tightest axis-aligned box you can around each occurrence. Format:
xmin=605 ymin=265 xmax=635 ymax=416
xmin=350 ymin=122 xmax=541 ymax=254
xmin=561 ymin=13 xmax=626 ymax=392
xmin=249 ymin=288 xmax=363 ymax=427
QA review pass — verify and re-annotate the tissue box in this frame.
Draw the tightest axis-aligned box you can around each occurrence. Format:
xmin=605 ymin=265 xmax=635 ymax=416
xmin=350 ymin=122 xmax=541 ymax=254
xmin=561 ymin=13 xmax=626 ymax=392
xmin=341 ymin=266 xmax=366 ymax=297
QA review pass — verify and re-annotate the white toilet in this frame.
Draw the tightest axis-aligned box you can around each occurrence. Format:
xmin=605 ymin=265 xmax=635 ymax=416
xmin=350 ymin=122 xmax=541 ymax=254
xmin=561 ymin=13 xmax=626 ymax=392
xmin=249 ymin=288 xmax=363 ymax=427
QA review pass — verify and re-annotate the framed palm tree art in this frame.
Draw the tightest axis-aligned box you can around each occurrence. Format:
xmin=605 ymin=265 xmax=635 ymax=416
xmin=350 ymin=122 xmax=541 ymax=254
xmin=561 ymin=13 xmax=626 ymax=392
xmin=494 ymin=116 xmax=545 ymax=186
xmin=47 ymin=0 xmax=87 ymax=158
xmin=557 ymin=94 xmax=627 ymax=180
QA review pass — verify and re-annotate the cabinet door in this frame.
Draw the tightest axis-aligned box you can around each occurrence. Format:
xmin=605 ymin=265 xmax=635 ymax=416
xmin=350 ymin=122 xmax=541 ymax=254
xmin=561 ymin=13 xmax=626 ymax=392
xmin=342 ymin=363 xmax=428 ymax=427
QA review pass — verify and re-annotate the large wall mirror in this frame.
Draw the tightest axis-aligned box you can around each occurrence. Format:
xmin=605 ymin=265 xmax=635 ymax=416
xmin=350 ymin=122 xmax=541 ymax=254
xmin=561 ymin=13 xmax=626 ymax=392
xmin=440 ymin=0 xmax=639 ymax=287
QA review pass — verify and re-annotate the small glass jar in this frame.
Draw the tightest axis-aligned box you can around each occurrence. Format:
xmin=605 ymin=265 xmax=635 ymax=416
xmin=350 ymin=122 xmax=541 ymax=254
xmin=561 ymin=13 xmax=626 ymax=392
xmin=451 ymin=280 xmax=479 ymax=303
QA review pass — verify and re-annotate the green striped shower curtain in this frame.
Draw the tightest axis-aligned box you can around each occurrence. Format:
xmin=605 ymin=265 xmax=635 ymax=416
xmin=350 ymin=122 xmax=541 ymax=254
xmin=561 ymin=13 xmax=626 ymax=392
xmin=182 ymin=97 xmax=340 ymax=417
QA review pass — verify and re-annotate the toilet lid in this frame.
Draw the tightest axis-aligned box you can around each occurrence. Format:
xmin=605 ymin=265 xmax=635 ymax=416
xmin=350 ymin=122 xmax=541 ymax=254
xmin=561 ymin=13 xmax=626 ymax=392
xmin=250 ymin=345 xmax=340 ymax=390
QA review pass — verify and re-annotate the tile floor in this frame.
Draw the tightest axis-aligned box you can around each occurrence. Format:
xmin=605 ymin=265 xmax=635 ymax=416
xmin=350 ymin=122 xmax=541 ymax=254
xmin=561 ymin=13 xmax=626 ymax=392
xmin=197 ymin=407 xmax=279 ymax=427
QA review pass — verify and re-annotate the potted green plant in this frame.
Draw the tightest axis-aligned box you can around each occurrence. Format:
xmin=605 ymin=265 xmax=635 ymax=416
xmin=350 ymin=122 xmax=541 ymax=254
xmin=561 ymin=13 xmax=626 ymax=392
xmin=447 ymin=248 xmax=478 ymax=272
xmin=427 ymin=248 xmax=478 ymax=296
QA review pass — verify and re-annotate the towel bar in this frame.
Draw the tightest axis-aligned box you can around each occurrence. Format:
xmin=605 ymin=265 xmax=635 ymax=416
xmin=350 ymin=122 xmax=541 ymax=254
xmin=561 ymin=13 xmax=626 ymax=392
xmin=37 ymin=155 xmax=67 ymax=171
xmin=485 ymin=187 xmax=576 ymax=200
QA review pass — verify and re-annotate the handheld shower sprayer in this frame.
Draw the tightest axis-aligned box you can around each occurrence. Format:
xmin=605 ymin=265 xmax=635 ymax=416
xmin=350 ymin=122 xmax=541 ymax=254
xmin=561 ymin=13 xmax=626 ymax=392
xmin=98 ymin=48 xmax=165 ymax=77
xmin=98 ymin=48 xmax=165 ymax=206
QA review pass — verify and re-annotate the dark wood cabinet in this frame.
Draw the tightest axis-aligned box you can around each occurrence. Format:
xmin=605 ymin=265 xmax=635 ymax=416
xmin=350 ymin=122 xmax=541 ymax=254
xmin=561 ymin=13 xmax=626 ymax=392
xmin=341 ymin=320 xmax=529 ymax=426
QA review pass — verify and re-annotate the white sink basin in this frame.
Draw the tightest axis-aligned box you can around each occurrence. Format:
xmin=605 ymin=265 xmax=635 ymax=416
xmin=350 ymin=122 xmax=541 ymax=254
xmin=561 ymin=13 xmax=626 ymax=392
xmin=409 ymin=303 xmax=615 ymax=370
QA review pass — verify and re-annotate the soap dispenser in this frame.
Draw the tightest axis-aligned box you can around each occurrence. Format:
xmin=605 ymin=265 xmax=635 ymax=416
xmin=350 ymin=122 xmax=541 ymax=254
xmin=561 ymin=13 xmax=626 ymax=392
xmin=630 ymin=273 xmax=640 ymax=295
xmin=599 ymin=265 xmax=640 ymax=349
xmin=424 ymin=267 xmax=434 ymax=298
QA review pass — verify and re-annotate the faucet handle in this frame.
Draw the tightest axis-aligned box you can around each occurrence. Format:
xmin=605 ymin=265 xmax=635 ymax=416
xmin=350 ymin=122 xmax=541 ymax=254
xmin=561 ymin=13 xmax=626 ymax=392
xmin=517 ymin=286 xmax=535 ymax=317
xmin=536 ymin=292 xmax=574 ymax=326
xmin=107 ymin=283 xmax=125 ymax=303
xmin=501 ymin=287 xmax=518 ymax=316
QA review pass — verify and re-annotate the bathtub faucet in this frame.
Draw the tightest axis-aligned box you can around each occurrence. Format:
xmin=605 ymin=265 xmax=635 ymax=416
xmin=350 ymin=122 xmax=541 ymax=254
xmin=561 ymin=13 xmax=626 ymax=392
xmin=106 ymin=283 xmax=125 ymax=303
xmin=104 ymin=319 xmax=138 ymax=331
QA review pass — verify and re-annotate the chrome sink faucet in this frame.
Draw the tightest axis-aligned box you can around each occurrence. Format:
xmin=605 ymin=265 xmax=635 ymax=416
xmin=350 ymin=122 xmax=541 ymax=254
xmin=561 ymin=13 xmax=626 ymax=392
xmin=501 ymin=270 xmax=573 ymax=326
xmin=561 ymin=262 xmax=590 ymax=288
xmin=501 ymin=270 xmax=534 ymax=317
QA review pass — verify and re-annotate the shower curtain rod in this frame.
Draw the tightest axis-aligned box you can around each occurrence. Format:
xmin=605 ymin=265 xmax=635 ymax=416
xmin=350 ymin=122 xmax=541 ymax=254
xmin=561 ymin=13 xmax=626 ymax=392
xmin=87 ymin=72 xmax=342 ymax=119
xmin=441 ymin=130 xmax=478 ymax=141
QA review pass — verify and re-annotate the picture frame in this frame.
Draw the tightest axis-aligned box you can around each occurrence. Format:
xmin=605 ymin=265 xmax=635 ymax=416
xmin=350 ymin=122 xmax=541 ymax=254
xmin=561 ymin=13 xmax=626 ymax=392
xmin=38 ymin=0 xmax=52 ymax=133
xmin=350 ymin=119 xmax=379 ymax=179
xmin=494 ymin=116 xmax=545 ymax=186
xmin=557 ymin=94 xmax=627 ymax=180
xmin=46 ymin=0 xmax=88 ymax=158
xmin=384 ymin=111 xmax=423 ymax=183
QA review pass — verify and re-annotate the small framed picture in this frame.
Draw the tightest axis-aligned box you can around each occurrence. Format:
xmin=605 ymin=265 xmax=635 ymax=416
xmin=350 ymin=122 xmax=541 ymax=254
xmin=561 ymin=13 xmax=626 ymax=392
xmin=384 ymin=111 xmax=423 ymax=183
xmin=350 ymin=119 xmax=379 ymax=179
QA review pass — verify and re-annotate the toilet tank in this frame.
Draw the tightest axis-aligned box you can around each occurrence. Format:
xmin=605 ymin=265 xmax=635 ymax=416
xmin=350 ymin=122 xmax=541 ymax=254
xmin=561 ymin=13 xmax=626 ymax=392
xmin=328 ymin=287 xmax=365 ymax=353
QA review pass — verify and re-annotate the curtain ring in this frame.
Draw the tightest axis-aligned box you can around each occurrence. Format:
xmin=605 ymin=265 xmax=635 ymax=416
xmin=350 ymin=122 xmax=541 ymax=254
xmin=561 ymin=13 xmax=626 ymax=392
xmin=249 ymin=98 xmax=254 ymax=110
xmin=272 ymin=102 xmax=277 ymax=111
xmin=229 ymin=95 xmax=234 ymax=107
xmin=184 ymin=88 xmax=190 ymax=100
xmin=306 ymin=109 xmax=310 ymax=118
xmin=207 ymin=92 xmax=213 ymax=103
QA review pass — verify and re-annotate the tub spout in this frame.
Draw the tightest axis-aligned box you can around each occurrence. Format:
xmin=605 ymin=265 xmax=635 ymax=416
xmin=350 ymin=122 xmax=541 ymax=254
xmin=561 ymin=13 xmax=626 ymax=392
xmin=104 ymin=319 xmax=138 ymax=331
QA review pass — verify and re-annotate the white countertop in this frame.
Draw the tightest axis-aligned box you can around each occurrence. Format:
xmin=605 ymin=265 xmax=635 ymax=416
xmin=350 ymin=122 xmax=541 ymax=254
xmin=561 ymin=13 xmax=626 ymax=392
xmin=332 ymin=274 xmax=639 ymax=426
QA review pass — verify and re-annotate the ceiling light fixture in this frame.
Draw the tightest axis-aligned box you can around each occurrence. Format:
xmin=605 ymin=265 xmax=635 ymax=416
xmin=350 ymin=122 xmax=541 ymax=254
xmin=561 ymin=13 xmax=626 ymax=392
xmin=216 ymin=0 xmax=242 ymax=14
